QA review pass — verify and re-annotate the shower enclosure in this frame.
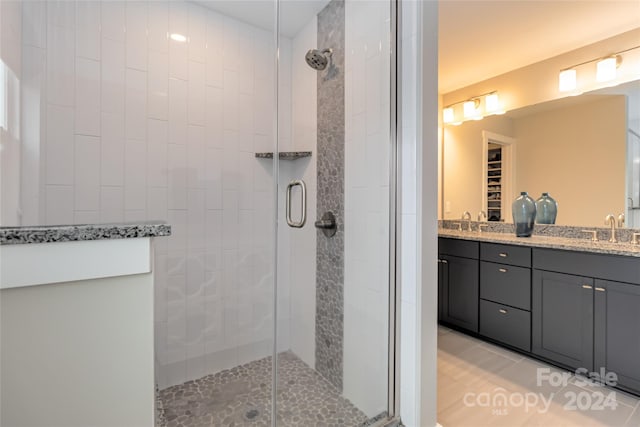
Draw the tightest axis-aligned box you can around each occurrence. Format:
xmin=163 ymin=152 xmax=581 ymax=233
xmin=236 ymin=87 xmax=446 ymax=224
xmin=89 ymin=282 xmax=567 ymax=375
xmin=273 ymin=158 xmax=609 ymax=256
xmin=4 ymin=0 xmax=398 ymax=424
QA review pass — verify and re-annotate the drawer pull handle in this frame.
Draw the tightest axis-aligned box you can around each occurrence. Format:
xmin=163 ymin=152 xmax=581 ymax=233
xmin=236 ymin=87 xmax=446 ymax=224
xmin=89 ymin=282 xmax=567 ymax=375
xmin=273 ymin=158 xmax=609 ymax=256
xmin=499 ymin=309 xmax=508 ymax=314
xmin=595 ymin=287 xmax=606 ymax=292
xmin=499 ymin=253 xmax=508 ymax=257
xmin=441 ymin=259 xmax=448 ymax=264
xmin=582 ymin=284 xmax=593 ymax=289
xmin=498 ymin=268 xmax=508 ymax=273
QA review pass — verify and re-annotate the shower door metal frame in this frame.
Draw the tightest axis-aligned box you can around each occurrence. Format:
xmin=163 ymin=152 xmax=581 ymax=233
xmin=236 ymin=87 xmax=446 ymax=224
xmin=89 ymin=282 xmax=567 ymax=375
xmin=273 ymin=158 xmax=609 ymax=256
xmin=386 ymin=0 xmax=402 ymax=425
xmin=271 ymin=1 xmax=281 ymax=426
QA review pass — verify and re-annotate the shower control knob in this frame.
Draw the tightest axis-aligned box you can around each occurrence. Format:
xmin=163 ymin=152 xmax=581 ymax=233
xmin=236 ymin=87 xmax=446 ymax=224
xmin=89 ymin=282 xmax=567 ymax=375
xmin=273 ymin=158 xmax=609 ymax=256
xmin=314 ymin=211 xmax=337 ymax=237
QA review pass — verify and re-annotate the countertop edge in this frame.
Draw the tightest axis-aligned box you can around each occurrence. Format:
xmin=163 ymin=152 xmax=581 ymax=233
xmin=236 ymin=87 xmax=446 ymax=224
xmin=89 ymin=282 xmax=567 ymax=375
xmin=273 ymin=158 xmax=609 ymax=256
xmin=438 ymin=229 xmax=640 ymax=258
xmin=0 ymin=222 xmax=172 ymax=245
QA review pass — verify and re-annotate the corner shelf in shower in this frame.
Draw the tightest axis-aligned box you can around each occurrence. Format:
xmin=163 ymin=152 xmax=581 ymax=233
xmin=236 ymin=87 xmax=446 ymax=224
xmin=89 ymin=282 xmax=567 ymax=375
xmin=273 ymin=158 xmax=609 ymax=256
xmin=255 ymin=151 xmax=312 ymax=160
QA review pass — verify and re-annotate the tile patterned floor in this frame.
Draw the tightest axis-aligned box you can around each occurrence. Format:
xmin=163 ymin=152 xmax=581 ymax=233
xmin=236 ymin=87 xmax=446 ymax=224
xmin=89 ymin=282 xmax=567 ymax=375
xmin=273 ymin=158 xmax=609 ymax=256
xmin=438 ymin=326 xmax=640 ymax=427
xmin=157 ymin=351 xmax=369 ymax=427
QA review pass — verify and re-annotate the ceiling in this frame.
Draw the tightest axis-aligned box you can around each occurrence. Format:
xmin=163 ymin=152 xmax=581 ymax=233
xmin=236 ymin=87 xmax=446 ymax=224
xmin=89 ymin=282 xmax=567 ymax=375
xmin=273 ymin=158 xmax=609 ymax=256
xmin=194 ymin=1 xmax=639 ymax=92
xmin=194 ymin=0 xmax=330 ymax=38
xmin=439 ymin=0 xmax=640 ymax=94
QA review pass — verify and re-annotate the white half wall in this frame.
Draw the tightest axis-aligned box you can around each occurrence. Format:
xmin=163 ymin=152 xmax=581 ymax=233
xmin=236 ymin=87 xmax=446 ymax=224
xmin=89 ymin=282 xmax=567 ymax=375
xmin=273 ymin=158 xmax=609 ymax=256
xmin=1 ymin=272 xmax=155 ymax=427
xmin=0 ymin=237 xmax=151 ymax=289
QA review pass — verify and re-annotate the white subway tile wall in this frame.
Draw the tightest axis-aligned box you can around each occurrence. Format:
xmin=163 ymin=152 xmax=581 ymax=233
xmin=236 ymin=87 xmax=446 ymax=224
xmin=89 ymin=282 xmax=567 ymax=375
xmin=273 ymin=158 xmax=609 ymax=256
xmin=343 ymin=0 xmax=391 ymax=417
xmin=20 ymin=0 xmax=287 ymax=389
xmin=19 ymin=1 xmax=398 ymax=407
xmin=399 ymin=1 xmax=420 ymax=426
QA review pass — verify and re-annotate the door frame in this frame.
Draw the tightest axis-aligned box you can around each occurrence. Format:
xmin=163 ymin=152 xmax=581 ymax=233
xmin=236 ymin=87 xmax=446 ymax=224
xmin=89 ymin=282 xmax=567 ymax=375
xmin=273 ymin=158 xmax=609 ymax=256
xmin=482 ymin=131 xmax=516 ymax=222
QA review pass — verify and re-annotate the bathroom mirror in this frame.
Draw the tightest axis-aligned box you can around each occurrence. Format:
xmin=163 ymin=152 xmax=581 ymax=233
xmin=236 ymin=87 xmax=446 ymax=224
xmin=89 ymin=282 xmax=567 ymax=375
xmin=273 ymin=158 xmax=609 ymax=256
xmin=441 ymin=79 xmax=640 ymax=228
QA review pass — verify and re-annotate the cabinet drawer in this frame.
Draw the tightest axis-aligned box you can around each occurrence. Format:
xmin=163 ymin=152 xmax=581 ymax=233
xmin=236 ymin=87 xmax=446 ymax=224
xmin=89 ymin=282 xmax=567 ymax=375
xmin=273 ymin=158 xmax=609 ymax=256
xmin=480 ymin=299 xmax=531 ymax=352
xmin=533 ymin=248 xmax=640 ymax=285
xmin=439 ymin=238 xmax=479 ymax=259
xmin=481 ymin=243 xmax=531 ymax=267
xmin=480 ymin=261 xmax=531 ymax=310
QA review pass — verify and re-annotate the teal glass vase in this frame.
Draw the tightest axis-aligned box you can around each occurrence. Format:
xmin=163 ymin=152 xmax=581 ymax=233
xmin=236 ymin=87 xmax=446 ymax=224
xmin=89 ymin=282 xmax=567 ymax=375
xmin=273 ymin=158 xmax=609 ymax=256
xmin=535 ymin=193 xmax=558 ymax=224
xmin=512 ymin=192 xmax=537 ymax=237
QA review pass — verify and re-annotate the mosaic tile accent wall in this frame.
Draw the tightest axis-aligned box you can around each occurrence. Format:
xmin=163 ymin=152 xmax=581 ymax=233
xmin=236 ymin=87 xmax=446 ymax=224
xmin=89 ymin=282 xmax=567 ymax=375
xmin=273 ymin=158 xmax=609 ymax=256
xmin=315 ymin=0 xmax=345 ymax=391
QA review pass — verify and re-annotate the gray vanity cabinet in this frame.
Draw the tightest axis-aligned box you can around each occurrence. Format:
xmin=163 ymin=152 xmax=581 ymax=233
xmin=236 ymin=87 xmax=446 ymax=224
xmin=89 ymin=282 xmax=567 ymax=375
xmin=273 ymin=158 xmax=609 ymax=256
xmin=532 ymin=270 xmax=594 ymax=372
xmin=594 ymin=279 xmax=640 ymax=393
xmin=438 ymin=238 xmax=479 ymax=332
xmin=532 ymin=248 xmax=640 ymax=395
xmin=437 ymin=237 xmax=640 ymax=395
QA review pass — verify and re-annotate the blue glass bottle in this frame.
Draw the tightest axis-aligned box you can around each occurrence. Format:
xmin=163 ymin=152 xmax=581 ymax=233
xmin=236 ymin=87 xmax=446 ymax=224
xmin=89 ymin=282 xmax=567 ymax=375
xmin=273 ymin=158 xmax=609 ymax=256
xmin=512 ymin=192 xmax=537 ymax=237
xmin=535 ymin=193 xmax=558 ymax=224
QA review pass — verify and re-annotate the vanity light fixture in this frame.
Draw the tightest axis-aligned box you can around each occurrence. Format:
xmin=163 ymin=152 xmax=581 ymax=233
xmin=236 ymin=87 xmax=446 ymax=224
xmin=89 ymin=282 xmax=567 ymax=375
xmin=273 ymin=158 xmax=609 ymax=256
xmin=442 ymin=91 xmax=504 ymax=125
xmin=558 ymin=45 xmax=639 ymax=93
xmin=596 ymin=55 xmax=621 ymax=82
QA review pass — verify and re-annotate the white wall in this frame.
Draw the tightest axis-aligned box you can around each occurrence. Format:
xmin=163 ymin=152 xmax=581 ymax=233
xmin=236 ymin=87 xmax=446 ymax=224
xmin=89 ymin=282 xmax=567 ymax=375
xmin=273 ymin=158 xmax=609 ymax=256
xmin=417 ymin=1 xmax=439 ymax=426
xmin=0 ymin=0 xmax=22 ymax=226
xmin=343 ymin=0 xmax=391 ymax=417
xmin=19 ymin=0 xmax=287 ymax=389
xmin=515 ymin=96 xmax=626 ymax=226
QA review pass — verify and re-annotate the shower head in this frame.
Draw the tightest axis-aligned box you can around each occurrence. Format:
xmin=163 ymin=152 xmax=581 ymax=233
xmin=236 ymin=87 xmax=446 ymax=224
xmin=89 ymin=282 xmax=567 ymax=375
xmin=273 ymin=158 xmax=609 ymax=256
xmin=305 ymin=48 xmax=333 ymax=70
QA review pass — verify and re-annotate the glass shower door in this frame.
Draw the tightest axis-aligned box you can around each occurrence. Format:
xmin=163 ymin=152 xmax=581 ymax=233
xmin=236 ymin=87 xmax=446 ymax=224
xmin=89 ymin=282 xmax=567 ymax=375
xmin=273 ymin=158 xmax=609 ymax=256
xmin=274 ymin=0 xmax=396 ymax=424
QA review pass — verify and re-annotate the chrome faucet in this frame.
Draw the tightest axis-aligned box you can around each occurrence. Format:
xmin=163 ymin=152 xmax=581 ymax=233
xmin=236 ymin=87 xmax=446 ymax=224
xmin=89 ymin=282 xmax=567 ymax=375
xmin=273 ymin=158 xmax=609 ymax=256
xmin=462 ymin=211 xmax=472 ymax=232
xmin=617 ymin=213 xmax=625 ymax=228
xmin=477 ymin=211 xmax=488 ymax=233
xmin=605 ymin=214 xmax=618 ymax=243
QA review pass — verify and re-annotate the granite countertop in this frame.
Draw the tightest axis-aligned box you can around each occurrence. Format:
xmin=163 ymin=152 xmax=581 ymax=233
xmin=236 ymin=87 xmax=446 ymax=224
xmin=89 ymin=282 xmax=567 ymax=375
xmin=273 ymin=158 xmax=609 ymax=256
xmin=0 ymin=221 xmax=171 ymax=245
xmin=439 ymin=228 xmax=640 ymax=258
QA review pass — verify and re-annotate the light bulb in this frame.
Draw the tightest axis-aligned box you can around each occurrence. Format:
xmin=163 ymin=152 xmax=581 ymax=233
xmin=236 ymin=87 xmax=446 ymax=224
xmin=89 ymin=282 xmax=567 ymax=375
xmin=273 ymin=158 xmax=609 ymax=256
xmin=596 ymin=56 xmax=618 ymax=82
xmin=558 ymin=69 xmax=577 ymax=92
xmin=443 ymin=107 xmax=455 ymax=124
xmin=485 ymin=93 xmax=503 ymax=114
xmin=463 ymin=99 xmax=481 ymax=119
xmin=170 ymin=33 xmax=187 ymax=43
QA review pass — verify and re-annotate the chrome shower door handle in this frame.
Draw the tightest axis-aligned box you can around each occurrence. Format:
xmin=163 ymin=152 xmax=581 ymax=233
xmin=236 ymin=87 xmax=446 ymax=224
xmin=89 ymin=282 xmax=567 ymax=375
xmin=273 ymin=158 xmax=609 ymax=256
xmin=286 ymin=180 xmax=307 ymax=228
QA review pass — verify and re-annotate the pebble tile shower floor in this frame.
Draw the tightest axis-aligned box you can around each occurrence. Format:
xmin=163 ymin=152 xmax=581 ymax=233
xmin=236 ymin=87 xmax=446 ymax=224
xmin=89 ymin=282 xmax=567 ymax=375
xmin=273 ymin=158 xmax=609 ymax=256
xmin=157 ymin=351 xmax=370 ymax=427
